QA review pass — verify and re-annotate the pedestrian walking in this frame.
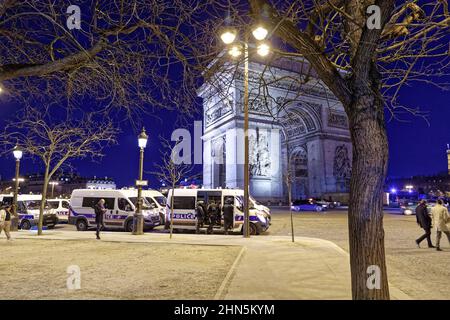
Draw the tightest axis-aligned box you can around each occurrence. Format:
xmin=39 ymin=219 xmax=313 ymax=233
xmin=94 ymin=199 xmax=107 ymax=240
xmin=222 ymin=197 xmax=234 ymax=235
xmin=415 ymin=200 xmax=434 ymax=248
xmin=430 ymin=199 xmax=450 ymax=251
xmin=0 ymin=202 xmax=12 ymax=241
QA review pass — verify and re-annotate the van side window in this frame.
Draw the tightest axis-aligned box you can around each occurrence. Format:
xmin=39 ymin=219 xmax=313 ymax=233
xmin=118 ymin=198 xmax=133 ymax=211
xmin=224 ymin=196 xmax=234 ymax=204
xmin=146 ymin=197 xmax=157 ymax=209
xmin=1 ymin=197 xmax=13 ymax=206
xmin=82 ymin=197 xmax=114 ymax=209
xmin=48 ymin=202 xmax=59 ymax=209
xmin=62 ymin=201 xmax=70 ymax=209
xmin=17 ymin=201 xmax=27 ymax=213
xmin=172 ymin=196 xmax=196 ymax=209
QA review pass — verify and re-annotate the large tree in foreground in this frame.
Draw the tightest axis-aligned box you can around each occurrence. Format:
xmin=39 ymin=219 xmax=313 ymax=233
xmin=1 ymin=107 xmax=117 ymax=235
xmin=237 ymin=0 xmax=449 ymax=299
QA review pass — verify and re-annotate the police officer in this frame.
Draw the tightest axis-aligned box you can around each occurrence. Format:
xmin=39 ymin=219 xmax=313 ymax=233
xmin=195 ymin=201 xmax=206 ymax=234
xmin=207 ymin=200 xmax=220 ymax=234
xmin=222 ymin=197 xmax=234 ymax=235
xmin=0 ymin=202 xmax=12 ymax=241
xmin=94 ymin=199 xmax=107 ymax=240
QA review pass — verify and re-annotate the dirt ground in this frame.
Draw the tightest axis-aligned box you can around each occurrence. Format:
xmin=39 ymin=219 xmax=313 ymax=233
xmin=267 ymin=209 xmax=450 ymax=300
xmin=0 ymin=239 xmax=240 ymax=299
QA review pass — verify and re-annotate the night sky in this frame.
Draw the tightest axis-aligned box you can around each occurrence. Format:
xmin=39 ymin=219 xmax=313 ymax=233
xmin=1 ymin=79 xmax=448 ymax=188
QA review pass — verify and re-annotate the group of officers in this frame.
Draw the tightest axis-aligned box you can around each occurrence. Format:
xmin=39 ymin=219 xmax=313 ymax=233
xmin=195 ymin=196 xmax=234 ymax=235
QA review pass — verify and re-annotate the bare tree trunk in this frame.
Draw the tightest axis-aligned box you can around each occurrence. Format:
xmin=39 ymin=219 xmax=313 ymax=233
xmin=169 ymin=186 xmax=175 ymax=239
xmin=288 ymin=180 xmax=294 ymax=243
xmin=347 ymin=92 xmax=390 ymax=299
xmin=38 ymin=164 xmax=50 ymax=236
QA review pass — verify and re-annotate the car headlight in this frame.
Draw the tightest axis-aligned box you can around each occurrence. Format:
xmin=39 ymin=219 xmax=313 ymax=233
xmin=404 ymin=209 xmax=413 ymax=215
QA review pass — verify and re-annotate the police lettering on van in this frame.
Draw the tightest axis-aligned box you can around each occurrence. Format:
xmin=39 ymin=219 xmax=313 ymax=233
xmin=0 ymin=194 xmax=57 ymax=230
xmin=166 ymin=189 xmax=271 ymax=235
xmin=68 ymin=189 xmax=161 ymax=232
xmin=47 ymin=199 xmax=70 ymax=223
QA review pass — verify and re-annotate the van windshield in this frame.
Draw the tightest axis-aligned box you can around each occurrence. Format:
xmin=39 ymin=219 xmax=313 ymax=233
xmin=24 ymin=200 xmax=42 ymax=210
xmin=154 ymin=196 xmax=167 ymax=207
xmin=129 ymin=197 xmax=151 ymax=209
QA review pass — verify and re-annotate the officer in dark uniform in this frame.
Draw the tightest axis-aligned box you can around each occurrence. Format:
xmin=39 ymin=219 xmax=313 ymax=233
xmin=94 ymin=199 xmax=107 ymax=240
xmin=222 ymin=197 xmax=234 ymax=235
xmin=195 ymin=201 xmax=206 ymax=234
xmin=207 ymin=200 xmax=221 ymax=234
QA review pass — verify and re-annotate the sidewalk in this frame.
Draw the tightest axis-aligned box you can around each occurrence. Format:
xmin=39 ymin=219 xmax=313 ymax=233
xmin=11 ymin=230 xmax=410 ymax=300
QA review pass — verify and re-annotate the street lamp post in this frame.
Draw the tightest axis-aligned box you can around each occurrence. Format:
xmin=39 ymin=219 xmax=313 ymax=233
xmin=220 ymin=21 xmax=269 ymax=238
xmin=12 ymin=145 xmax=23 ymax=231
xmin=133 ymin=127 xmax=148 ymax=235
xmin=49 ymin=181 xmax=59 ymax=198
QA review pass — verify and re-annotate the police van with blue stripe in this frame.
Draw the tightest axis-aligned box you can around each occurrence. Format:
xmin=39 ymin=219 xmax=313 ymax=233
xmin=166 ymin=189 xmax=271 ymax=235
xmin=69 ymin=189 xmax=161 ymax=232
xmin=0 ymin=194 xmax=57 ymax=230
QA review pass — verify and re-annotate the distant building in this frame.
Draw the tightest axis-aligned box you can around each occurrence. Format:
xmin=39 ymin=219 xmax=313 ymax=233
xmin=0 ymin=172 xmax=116 ymax=197
xmin=386 ymin=173 xmax=450 ymax=197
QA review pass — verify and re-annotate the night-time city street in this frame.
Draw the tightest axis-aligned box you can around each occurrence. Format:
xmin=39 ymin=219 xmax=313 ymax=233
xmin=0 ymin=0 xmax=449 ymax=313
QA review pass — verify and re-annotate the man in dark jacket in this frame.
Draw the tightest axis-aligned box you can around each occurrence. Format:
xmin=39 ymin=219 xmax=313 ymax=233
xmin=207 ymin=200 xmax=220 ymax=234
xmin=94 ymin=199 xmax=107 ymax=240
xmin=195 ymin=201 xmax=206 ymax=234
xmin=222 ymin=197 xmax=234 ymax=235
xmin=415 ymin=200 xmax=434 ymax=248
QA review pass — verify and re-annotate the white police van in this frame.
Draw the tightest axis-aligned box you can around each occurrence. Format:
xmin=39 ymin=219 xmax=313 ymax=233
xmin=47 ymin=198 xmax=70 ymax=223
xmin=68 ymin=189 xmax=161 ymax=232
xmin=142 ymin=189 xmax=167 ymax=224
xmin=0 ymin=194 xmax=57 ymax=230
xmin=166 ymin=188 xmax=271 ymax=235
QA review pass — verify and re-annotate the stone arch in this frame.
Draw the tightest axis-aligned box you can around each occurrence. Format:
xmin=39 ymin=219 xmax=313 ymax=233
xmin=283 ymin=102 xmax=322 ymax=140
xmin=290 ymin=146 xmax=309 ymax=200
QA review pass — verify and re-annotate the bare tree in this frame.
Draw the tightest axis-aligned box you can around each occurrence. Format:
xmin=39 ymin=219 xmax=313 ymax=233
xmin=199 ymin=0 xmax=449 ymax=299
xmin=0 ymin=0 xmax=216 ymax=117
xmin=1 ymin=107 xmax=118 ymax=235
xmin=240 ymin=0 xmax=449 ymax=299
xmin=150 ymin=137 xmax=196 ymax=239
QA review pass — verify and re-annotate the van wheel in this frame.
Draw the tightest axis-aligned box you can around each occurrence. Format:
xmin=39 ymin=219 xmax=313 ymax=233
xmin=249 ymin=223 xmax=258 ymax=235
xmin=76 ymin=219 xmax=88 ymax=231
xmin=315 ymin=206 xmax=323 ymax=212
xmin=241 ymin=224 xmax=258 ymax=236
xmin=125 ymin=219 xmax=134 ymax=232
xmin=20 ymin=220 xmax=31 ymax=230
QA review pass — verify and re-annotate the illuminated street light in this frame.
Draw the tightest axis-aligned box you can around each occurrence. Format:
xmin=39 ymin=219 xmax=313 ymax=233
xmin=257 ymin=43 xmax=270 ymax=57
xmin=219 ymin=17 xmax=271 ymax=238
xmin=13 ymin=145 xmax=23 ymax=160
xmin=133 ymin=127 xmax=148 ymax=235
xmin=220 ymin=28 xmax=237 ymax=45
xmin=252 ymin=25 xmax=268 ymax=41
xmin=12 ymin=145 xmax=23 ymax=231
xmin=228 ymin=45 xmax=242 ymax=57
xmin=49 ymin=181 xmax=59 ymax=198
